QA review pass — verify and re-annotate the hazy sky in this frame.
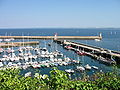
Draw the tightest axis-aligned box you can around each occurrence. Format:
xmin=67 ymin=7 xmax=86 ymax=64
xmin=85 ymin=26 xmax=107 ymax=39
xmin=0 ymin=0 xmax=120 ymax=28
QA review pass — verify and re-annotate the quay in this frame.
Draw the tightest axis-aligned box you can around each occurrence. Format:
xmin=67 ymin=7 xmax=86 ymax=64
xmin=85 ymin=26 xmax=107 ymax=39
xmin=0 ymin=41 xmax=39 ymax=48
xmin=55 ymin=40 xmax=120 ymax=64
xmin=0 ymin=35 xmax=102 ymax=40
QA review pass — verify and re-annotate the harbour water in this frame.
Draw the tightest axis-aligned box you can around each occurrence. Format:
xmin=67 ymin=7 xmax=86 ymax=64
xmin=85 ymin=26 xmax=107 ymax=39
xmin=0 ymin=28 xmax=120 ymax=79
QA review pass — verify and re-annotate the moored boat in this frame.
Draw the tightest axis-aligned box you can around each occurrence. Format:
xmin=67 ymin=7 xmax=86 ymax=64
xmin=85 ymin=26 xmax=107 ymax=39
xmin=76 ymin=66 xmax=85 ymax=71
xmin=84 ymin=64 xmax=91 ymax=70
xmin=92 ymin=66 xmax=98 ymax=70
xmin=65 ymin=69 xmax=74 ymax=73
xmin=64 ymin=45 xmax=73 ymax=50
xmin=76 ymin=50 xmax=86 ymax=55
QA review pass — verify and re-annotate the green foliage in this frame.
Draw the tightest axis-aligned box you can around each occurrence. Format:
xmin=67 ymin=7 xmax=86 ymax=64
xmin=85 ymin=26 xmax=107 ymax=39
xmin=93 ymin=72 xmax=120 ymax=90
xmin=49 ymin=67 xmax=69 ymax=89
xmin=0 ymin=67 xmax=120 ymax=90
xmin=0 ymin=68 xmax=48 ymax=90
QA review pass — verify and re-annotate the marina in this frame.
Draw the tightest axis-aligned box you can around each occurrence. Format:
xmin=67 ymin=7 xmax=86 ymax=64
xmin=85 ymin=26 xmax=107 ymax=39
xmin=0 ymin=36 xmax=101 ymax=78
xmin=0 ymin=28 xmax=120 ymax=79
xmin=1 ymin=0 xmax=120 ymax=89
xmin=0 ymin=40 xmax=81 ymax=70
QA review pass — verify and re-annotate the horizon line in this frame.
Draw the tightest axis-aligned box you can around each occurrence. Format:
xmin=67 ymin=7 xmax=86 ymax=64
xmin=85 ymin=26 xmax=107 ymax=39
xmin=0 ymin=27 xmax=120 ymax=29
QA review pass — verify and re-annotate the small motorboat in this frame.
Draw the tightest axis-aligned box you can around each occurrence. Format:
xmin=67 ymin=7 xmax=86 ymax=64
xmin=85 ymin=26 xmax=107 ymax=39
xmin=64 ymin=45 xmax=72 ymax=50
xmin=76 ymin=66 xmax=85 ymax=71
xmin=76 ymin=50 xmax=86 ymax=56
xmin=25 ymin=72 xmax=32 ymax=77
xmin=65 ymin=69 xmax=74 ymax=73
xmin=84 ymin=64 xmax=91 ymax=70
xmin=95 ymin=39 xmax=100 ymax=42
xmin=92 ymin=66 xmax=98 ymax=70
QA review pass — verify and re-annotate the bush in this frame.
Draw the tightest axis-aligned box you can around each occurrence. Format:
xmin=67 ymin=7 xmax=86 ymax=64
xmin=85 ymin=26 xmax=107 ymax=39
xmin=0 ymin=68 xmax=120 ymax=90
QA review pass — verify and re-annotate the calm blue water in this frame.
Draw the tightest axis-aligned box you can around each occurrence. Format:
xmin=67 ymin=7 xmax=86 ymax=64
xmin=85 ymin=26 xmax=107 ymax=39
xmin=0 ymin=28 xmax=120 ymax=78
xmin=1 ymin=28 xmax=120 ymax=51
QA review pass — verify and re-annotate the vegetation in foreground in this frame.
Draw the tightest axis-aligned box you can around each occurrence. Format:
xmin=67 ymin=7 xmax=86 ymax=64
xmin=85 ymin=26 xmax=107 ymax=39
xmin=0 ymin=67 xmax=120 ymax=90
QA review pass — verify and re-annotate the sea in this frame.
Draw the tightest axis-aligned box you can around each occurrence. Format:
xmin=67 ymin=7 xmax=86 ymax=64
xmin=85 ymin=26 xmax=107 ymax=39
xmin=0 ymin=28 xmax=120 ymax=79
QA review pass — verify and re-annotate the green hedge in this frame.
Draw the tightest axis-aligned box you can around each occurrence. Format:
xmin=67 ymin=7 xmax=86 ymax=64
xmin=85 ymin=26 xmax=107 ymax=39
xmin=0 ymin=68 xmax=120 ymax=90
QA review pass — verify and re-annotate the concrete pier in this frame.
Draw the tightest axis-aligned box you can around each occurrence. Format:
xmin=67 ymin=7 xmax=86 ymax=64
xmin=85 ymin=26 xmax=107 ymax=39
xmin=55 ymin=40 xmax=120 ymax=64
xmin=0 ymin=41 xmax=39 ymax=48
xmin=0 ymin=35 xmax=102 ymax=40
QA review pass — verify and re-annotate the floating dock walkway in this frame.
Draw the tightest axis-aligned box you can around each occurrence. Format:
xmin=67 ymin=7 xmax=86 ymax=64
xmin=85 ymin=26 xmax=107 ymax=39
xmin=55 ymin=40 xmax=120 ymax=64
xmin=0 ymin=35 xmax=102 ymax=40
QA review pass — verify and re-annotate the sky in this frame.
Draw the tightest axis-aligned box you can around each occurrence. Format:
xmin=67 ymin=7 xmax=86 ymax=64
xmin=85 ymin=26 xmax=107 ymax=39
xmin=0 ymin=0 xmax=120 ymax=28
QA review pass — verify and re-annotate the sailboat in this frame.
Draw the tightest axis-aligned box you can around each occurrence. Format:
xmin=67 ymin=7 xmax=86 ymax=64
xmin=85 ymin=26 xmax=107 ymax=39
xmin=0 ymin=48 xmax=3 ymax=53
xmin=0 ymin=62 xmax=4 ymax=67
xmin=76 ymin=54 xmax=85 ymax=72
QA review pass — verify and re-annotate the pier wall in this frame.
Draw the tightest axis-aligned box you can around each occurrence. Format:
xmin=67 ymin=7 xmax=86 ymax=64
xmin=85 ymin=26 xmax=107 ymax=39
xmin=0 ymin=35 xmax=102 ymax=40
xmin=0 ymin=41 xmax=39 ymax=48
xmin=55 ymin=40 xmax=120 ymax=64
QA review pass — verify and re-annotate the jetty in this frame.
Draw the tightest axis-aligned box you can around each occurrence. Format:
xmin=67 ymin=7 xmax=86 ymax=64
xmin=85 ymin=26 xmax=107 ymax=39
xmin=0 ymin=41 xmax=39 ymax=48
xmin=55 ymin=40 xmax=120 ymax=64
xmin=0 ymin=35 xmax=102 ymax=40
